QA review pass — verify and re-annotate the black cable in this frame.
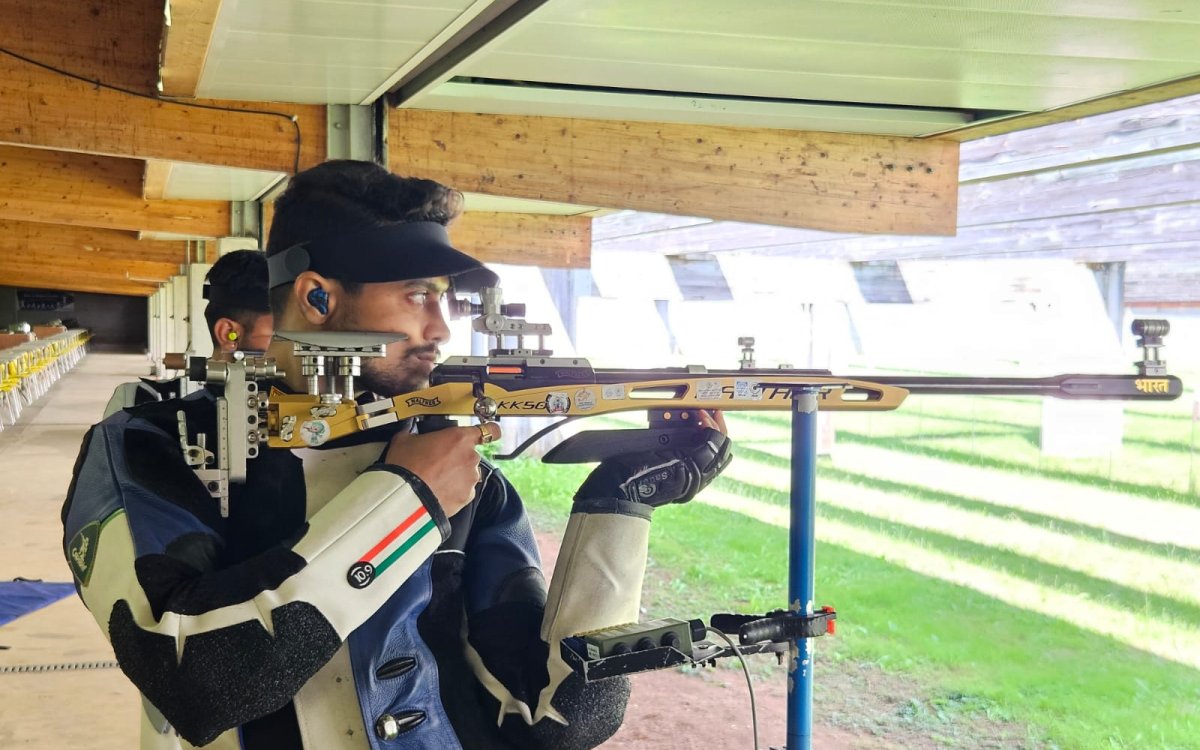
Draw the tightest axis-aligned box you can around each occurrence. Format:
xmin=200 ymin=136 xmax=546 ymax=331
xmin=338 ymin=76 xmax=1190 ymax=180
xmin=708 ymin=626 xmax=760 ymax=750
xmin=0 ymin=46 xmax=302 ymax=175
xmin=493 ymin=415 xmax=581 ymax=460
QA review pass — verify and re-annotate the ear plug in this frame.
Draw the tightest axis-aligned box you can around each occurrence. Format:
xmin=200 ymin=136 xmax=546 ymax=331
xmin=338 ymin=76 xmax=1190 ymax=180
xmin=308 ymin=288 xmax=329 ymax=315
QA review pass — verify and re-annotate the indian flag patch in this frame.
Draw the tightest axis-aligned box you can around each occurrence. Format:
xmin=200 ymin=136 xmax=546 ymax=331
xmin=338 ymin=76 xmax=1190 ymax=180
xmin=346 ymin=506 xmax=438 ymax=589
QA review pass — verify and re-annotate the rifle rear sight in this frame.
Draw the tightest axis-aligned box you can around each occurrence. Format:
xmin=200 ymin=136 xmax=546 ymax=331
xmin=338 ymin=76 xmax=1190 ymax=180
xmin=738 ymin=337 xmax=756 ymax=370
xmin=451 ymin=286 xmax=552 ymax=358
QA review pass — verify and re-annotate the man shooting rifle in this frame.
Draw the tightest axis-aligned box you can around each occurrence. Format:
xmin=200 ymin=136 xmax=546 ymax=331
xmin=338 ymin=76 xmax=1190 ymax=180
xmin=62 ymin=160 xmax=732 ymax=749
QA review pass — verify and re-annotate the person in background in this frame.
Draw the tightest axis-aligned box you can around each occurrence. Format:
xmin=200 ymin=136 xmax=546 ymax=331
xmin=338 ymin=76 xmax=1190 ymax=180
xmin=203 ymin=249 xmax=274 ymax=354
xmin=102 ymin=250 xmax=273 ymax=416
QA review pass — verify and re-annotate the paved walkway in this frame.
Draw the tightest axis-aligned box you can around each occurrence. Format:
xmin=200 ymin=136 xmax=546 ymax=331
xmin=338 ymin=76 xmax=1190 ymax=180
xmin=0 ymin=351 xmax=147 ymax=748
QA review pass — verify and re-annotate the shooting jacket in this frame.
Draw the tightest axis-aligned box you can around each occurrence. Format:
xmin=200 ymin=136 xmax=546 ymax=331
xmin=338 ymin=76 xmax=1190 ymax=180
xmin=62 ymin=388 xmax=632 ymax=749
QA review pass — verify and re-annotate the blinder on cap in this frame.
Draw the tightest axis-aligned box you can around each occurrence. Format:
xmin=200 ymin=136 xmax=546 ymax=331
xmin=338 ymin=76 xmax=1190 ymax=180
xmin=202 ymin=283 xmax=271 ymax=312
xmin=203 ymin=286 xmax=271 ymax=312
xmin=267 ymin=221 xmax=497 ymax=292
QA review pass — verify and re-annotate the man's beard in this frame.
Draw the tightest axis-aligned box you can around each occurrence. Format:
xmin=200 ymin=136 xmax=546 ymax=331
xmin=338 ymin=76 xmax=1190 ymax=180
xmin=359 ymin=344 xmax=439 ymax=397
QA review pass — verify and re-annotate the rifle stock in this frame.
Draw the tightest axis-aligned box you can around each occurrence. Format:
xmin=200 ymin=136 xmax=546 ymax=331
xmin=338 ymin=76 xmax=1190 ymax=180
xmin=266 ymin=371 xmax=910 ymax=449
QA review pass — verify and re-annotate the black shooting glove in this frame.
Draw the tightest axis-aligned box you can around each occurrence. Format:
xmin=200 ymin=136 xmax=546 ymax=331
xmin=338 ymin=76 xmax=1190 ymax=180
xmin=574 ymin=427 xmax=733 ymax=508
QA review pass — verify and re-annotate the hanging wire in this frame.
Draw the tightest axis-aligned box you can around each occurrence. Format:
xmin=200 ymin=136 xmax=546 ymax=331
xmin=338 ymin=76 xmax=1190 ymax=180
xmin=0 ymin=47 xmax=303 ymax=175
xmin=708 ymin=626 xmax=760 ymax=750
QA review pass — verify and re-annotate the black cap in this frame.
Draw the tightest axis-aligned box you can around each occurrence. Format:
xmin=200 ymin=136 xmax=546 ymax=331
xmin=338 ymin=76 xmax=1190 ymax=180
xmin=267 ymin=221 xmax=498 ymax=292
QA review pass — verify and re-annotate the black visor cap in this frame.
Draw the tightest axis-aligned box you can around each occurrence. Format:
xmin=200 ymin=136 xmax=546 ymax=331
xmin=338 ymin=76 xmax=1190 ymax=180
xmin=267 ymin=221 xmax=499 ymax=292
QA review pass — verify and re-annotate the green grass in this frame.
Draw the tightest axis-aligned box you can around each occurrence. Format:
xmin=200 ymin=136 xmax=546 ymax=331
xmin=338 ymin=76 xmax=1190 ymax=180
xmin=738 ymin=445 xmax=1195 ymax=561
xmin=716 ymin=473 xmax=1200 ymax=632
xmin=499 ymin=389 xmax=1200 ymax=750
xmin=732 ymin=400 xmax=1200 ymax=503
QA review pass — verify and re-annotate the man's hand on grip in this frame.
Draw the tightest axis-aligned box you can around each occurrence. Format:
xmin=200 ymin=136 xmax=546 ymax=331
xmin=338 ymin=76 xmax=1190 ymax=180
xmin=384 ymin=422 xmax=500 ymax=517
xmin=574 ymin=425 xmax=732 ymax=508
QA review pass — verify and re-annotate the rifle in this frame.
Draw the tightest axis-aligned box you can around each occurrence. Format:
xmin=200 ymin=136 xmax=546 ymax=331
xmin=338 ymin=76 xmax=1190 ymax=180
xmin=257 ymin=306 xmax=1177 ymax=459
xmin=235 ymin=284 xmax=1172 ymax=431
xmin=178 ymin=288 xmax=1181 ymax=750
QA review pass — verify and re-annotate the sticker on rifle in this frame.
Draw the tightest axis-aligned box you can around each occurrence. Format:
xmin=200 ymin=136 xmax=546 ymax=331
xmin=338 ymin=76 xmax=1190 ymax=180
xmin=601 ymin=384 xmax=625 ymax=400
xmin=299 ymin=419 xmax=331 ymax=447
xmin=733 ymin=380 xmax=763 ymax=401
xmin=574 ymin=389 xmax=597 ymax=411
xmin=695 ymin=380 xmax=723 ymax=400
xmin=545 ymin=392 xmax=571 ymax=415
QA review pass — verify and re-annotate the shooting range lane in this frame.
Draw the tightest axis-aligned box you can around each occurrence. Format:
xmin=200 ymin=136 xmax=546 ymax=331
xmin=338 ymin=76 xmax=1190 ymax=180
xmin=0 ymin=352 xmax=144 ymax=748
xmin=734 ymin=418 xmax=1200 ymax=552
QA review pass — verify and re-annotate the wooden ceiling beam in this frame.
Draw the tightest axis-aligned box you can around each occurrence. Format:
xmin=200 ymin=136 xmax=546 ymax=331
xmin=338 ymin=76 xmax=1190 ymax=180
xmin=0 ymin=54 xmax=326 ymax=172
xmin=0 ymin=0 xmax=161 ymax=95
xmin=390 ymin=109 xmax=959 ymax=235
xmin=258 ymin=204 xmax=591 ymax=269
xmin=0 ymin=267 xmax=161 ymax=297
xmin=159 ymin=0 xmax=223 ymax=98
xmin=0 ymin=255 xmax=177 ymax=282
xmin=0 ymin=147 xmax=230 ymax=236
xmin=451 ymin=212 xmax=591 ymax=268
xmin=0 ymin=219 xmax=190 ymax=265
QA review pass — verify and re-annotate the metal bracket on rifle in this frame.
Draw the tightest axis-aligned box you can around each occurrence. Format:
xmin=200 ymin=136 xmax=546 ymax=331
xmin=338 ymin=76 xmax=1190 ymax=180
xmin=275 ymin=331 xmax=401 ymax=403
xmin=177 ymin=409 xmax=228 ymax=513
xmin=450 ymin=286 xmax=553 ymax=357
xmin=738 ymin=336 xmax=756 ymax=370
xmin=183 ymin=351 xmax=282 ymax=517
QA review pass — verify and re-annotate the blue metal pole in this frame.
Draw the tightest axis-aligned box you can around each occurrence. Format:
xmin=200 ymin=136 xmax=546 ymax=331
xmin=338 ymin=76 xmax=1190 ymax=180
xmin=788 ymin=388 xmax=819 ymax=750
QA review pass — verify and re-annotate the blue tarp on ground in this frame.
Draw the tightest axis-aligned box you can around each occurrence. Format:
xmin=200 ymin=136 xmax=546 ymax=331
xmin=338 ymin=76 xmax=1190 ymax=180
xmin=0 ymin=580 xmax=76 ymax=627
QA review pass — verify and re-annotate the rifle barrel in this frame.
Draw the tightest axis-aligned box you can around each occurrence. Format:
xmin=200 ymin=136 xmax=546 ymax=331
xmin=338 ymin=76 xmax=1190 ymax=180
xmin=824 ymin=374 xmax=1179 ymax=400
xmin=591 ymin=369 xmax=1182 ymax=401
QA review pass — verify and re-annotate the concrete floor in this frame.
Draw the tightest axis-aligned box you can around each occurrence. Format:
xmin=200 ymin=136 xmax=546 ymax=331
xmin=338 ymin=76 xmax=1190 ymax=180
xmin=0 ymin=351 xmax=149 ymax=748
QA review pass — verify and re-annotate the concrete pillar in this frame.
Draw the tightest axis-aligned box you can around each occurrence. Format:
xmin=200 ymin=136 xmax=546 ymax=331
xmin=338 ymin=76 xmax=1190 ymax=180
xmin=147 ymin=288 xmax=159 ymax=365
xmin=170 ymin=274 xmax=189 ymax=355
xmin=327 ymin=104 xmax=381 ymax=162
xmin=1090 ymin=261 xmax=1126 ymax=340
xmin=1041 ymin=262 xmax=1127 ymax=458
xmin=230 ymin=203 xmax=263 ymax=246
xmin=150 ymin=285 xmax=169 ymax=376
xmin=540 ymin=268 xmax=594 ymax=351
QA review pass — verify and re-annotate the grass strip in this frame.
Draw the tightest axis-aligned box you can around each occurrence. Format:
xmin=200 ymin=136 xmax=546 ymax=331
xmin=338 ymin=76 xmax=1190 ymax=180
xmin=731 ymin=444 xmax=1196 ymax=561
